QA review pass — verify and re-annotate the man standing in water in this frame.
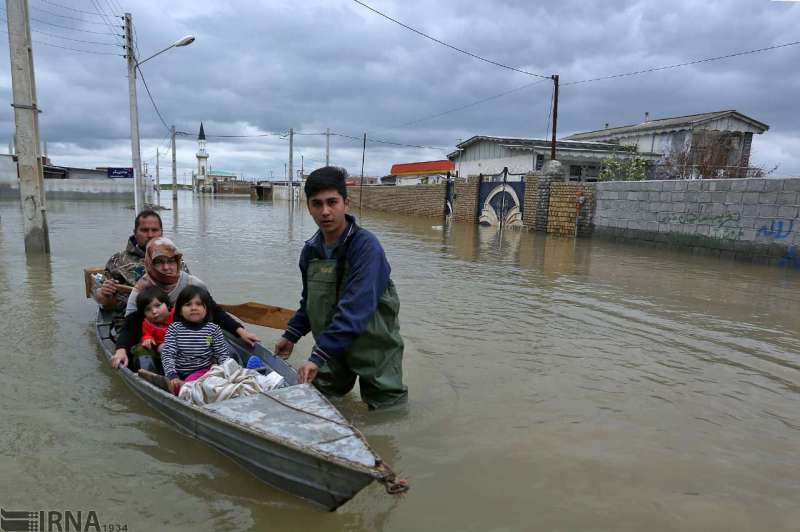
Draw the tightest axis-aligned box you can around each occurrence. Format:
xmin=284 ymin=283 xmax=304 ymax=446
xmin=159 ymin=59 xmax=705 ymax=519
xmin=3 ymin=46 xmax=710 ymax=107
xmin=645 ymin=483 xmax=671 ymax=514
xmin=94 ymin=209 xmax=163 ymax=312
xmin=275 ymin=166 xmax=408 ymax=410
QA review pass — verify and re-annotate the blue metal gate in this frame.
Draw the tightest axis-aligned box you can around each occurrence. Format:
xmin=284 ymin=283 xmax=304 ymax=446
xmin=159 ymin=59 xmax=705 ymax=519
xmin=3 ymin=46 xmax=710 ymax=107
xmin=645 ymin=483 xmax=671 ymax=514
xmin=476 ymin=168 xmax=525 ymax=227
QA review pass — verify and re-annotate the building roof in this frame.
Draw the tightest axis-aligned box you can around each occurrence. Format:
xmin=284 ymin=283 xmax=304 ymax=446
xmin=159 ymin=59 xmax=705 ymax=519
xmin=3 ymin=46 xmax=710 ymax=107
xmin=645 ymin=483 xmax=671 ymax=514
xmin=447 ymin=136 xmax=643 ymax=159
xmin=390 ymin=160 xmax=455 ymax=176
xmin=198 ymin=122 xmax=206 ymax=141
xmin=208 ymin=169 xmax=237 ymax=177
xmin=565 ymin=110 xmax=769 ymax=141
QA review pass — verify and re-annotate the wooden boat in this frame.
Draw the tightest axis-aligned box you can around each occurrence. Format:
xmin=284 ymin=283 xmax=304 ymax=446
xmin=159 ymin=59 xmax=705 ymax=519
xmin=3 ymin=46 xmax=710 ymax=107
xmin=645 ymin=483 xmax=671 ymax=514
xmin=95 ymin=306 xmax=400 ymax=510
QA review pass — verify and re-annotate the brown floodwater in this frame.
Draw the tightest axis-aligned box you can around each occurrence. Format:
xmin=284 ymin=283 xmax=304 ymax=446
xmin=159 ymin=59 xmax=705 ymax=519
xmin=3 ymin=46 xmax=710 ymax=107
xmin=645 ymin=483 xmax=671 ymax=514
xmin=1 ymin=193 xmax=799 ymax=531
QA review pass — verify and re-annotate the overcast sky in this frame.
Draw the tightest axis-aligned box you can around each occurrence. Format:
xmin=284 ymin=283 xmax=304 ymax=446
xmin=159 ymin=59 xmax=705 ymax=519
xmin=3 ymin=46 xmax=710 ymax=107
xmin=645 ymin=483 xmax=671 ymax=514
xmin=1 ymin=0 xmax=799 ymax=181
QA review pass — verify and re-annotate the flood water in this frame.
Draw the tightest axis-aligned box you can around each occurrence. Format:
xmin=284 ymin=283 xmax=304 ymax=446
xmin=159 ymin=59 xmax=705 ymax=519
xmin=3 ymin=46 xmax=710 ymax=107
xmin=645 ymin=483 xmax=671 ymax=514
xmin=1 ymin=192 xmax=799 ymax=531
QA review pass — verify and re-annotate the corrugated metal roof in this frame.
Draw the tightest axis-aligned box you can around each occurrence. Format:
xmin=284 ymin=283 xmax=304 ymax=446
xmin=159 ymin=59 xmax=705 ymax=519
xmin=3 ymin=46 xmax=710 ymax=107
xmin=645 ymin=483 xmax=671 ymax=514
xmin=390 ymin=160 xmax=454 ymax=175
xmin=565 ymin=110 xmax=769 ymax=140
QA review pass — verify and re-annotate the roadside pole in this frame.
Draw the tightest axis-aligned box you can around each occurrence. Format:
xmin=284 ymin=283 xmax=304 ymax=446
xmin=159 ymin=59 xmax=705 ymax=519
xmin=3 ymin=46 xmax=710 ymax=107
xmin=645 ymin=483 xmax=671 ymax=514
xmin=171 ymin=125 xmax=177 ymax=200
xmin=124 ymin=13 xmax=144 ymax=212
xmin=288 ymin=127 xmax=294 ymax=201
xmin=155 ymin=149 xmax=160 ymax=205
xmin=325 ymin=127 xmax=330 ymax=166
xmin=5 ymin=0 xmax=50 ymax=254
xmin=359 ymin=133 xmax=366 ymax=210
xmin=550 ymin=74 xmax=559 ymax=161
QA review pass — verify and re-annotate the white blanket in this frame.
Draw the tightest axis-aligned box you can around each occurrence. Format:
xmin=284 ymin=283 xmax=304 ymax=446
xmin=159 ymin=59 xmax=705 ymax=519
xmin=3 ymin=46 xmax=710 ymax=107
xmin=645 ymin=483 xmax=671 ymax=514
xmin=178 ymin=358 xmax=287 ymax=406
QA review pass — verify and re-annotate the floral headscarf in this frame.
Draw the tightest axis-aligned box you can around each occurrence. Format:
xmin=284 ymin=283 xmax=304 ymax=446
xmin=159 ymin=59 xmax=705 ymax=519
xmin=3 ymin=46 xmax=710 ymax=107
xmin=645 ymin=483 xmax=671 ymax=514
xmin=135 ymin=237 xmax=183 ymax=292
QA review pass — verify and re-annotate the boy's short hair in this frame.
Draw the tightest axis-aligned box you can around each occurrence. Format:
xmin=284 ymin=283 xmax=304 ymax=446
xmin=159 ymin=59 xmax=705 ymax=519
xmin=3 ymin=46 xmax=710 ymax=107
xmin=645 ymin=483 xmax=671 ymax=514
xmin=304 ymin=166 xmax=348 ymax=200
xmin=136 ymin=285 xmax=170 ymax=315
xmin=174 ymin=285 xmax=214 ymax=324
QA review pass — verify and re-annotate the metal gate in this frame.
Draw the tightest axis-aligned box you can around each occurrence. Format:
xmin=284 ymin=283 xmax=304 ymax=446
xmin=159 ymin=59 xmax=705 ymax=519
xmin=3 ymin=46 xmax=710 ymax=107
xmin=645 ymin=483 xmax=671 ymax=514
xmin=476 ymin=168 xmax=525 ymax=227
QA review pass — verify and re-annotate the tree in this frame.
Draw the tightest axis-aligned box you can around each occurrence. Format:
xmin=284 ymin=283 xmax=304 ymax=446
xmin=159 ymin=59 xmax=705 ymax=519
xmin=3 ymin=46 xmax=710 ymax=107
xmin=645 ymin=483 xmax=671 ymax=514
xmin=599 ymin=156 xmax=647 ymax=181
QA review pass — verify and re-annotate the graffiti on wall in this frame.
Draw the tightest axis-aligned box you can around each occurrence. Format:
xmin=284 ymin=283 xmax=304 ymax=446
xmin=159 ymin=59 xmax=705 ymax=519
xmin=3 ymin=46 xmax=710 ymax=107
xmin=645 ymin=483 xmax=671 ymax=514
xmin=756 ymin=219 xmax=794 ymax=239
xmin=660 ymin=211 xmax=743 ymax=239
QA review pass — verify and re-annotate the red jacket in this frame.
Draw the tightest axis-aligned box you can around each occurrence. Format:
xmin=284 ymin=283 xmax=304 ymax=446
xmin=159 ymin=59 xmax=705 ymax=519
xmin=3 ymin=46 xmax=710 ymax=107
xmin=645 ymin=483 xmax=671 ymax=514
xmin=141 ymin=307 xmax=175 ymax=346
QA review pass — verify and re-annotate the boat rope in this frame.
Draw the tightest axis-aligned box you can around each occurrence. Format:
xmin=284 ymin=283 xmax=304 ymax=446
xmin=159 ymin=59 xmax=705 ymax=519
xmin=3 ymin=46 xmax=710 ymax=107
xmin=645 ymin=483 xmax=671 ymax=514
xmin=257 ymin=388 xmax=410 ymax=495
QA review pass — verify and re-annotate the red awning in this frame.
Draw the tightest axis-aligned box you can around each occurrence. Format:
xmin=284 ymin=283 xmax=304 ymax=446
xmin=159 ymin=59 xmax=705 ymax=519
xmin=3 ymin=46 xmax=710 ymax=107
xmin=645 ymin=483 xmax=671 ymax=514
xmin=390 ymin=160 xmax=454 ymax=176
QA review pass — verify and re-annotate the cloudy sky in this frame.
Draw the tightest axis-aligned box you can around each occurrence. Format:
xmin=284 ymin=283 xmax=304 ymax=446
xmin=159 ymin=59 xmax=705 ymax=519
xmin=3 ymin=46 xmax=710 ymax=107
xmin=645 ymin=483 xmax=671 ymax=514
xmin=1 ymin=0 xmax=799 ymax=181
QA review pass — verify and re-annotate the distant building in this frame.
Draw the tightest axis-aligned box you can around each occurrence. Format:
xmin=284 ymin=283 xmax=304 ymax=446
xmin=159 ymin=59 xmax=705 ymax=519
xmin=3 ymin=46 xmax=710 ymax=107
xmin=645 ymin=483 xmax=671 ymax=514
xmin=345 ymin=176 xmax=379 ymax=186
xmin=448 ymin=136 xmax=656 ymax=181
xmin=386 ymin=160 xmax=455 ymax=185
xmin=565 ymin=110 xmax=769 ymax=178
xmin=195 ymin=122 xmax=208 ymax=190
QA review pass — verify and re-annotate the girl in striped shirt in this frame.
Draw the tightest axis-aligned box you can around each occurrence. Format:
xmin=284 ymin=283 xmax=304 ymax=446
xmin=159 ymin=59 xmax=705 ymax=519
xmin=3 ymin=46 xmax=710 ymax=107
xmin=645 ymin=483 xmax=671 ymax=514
xmin=162 ymin=285 xmax=231 ymax=395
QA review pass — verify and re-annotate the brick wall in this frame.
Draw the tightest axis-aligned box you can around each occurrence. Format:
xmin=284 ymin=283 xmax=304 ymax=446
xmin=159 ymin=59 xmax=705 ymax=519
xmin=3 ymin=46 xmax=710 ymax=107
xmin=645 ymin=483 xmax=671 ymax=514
xmin=347 ymin=184 xmax=446 ymax=217
xmin=522 ymin=173 xmax=539 ymax=229
xmin=547 ymin=183 xmax=596 ymax=236
xmin=453 ymin=176 xmax=480 ymax=224
xmin=592 ymin=178 xmax=800 ymax=266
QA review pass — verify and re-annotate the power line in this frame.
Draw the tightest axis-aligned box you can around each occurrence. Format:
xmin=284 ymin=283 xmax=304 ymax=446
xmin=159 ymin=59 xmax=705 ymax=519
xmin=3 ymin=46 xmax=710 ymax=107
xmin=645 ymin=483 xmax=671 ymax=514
xmin=38 ymin=0 xmax=111 ymax=16
xmin=395 ymin=77 xmax=550 ymax=128
xmin=29 ymin=4 xmax=116 ymax=25
xmin=563 ymin=40 xmax=800 ymax=86
xmin=352 ymin=0 xmax=550 ymax=80
xmin=136 ymin=65 xmax=171 ymax=132
xmin=332 ymin=132 xmax=445 ymax=151
xmin=88 ymin=0 xmax=123 ymax=41
xmin=0 ymin=26 xmax=123 ymax=55
xmin=3 ymin=18 xmax=123 ymax=46
xmin=8 ymin=9 xmax=124 ymax=36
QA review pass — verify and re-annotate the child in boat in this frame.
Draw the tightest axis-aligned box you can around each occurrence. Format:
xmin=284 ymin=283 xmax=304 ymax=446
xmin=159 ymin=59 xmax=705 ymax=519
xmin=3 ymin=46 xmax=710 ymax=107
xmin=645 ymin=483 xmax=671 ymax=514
xmin=131 ymin=286 xmax=174 ymax=373
xmin=161 ymin=285 xmax=231 ymax=395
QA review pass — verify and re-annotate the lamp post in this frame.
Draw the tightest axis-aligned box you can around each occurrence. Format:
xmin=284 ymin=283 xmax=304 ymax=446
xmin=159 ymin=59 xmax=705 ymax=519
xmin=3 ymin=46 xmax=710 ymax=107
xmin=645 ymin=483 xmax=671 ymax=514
xmin=124 ymin=11 xmax=194 ymax=213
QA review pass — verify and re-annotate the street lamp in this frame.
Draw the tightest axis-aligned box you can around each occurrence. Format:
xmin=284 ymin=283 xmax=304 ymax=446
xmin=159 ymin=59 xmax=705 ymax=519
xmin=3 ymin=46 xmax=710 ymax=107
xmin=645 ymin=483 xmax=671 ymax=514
xmin=125 ymin=11 xmax=195 ymax=213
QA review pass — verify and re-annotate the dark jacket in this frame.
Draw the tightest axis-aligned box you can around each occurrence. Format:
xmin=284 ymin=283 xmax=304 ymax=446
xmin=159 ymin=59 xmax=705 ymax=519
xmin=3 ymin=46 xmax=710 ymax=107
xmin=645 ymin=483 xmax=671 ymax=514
xmin=283 ymin=215 xmax=392 ymax=367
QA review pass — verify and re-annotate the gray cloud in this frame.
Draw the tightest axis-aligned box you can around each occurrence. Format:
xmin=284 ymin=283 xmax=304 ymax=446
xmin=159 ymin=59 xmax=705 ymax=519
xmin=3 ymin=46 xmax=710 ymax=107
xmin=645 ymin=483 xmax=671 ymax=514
xmin=1 ymin=0 xmax=798 ymax=178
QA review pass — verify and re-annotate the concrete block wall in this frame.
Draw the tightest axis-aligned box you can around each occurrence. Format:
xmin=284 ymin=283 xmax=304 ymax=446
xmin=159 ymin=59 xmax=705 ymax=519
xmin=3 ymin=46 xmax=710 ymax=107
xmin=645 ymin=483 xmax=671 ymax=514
xmin=592 ymin=178 xmax=800 ymax=267
xmin=0 ymin=178 xmax=133 ymax=199
xmin=347 ymin=184 xmax=446 ymax=218
xmin=453 ymin=177 xmax=479 ymax=224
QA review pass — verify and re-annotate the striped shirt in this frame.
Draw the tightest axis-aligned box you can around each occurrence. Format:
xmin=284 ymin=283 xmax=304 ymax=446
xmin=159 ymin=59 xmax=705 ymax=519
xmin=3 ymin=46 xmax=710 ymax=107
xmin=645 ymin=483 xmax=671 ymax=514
xmin=160 ymin=321 xmax=230 ymax=380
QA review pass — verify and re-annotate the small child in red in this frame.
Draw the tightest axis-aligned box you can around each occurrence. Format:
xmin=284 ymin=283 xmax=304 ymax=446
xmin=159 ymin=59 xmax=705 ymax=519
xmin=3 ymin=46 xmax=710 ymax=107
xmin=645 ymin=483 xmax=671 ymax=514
xmin=132 ymin=286 xmax=174 ymax=372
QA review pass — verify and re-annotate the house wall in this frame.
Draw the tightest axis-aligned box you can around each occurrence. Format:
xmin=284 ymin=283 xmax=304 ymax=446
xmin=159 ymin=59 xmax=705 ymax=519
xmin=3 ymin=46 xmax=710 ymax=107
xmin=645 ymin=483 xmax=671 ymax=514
xmin=347 ymin=184 xmax=447 ymax=218
xmin=591 ymin=178 xmax=800 ymax=266
xmin=0 ymin=178 xmax=133 ymax=199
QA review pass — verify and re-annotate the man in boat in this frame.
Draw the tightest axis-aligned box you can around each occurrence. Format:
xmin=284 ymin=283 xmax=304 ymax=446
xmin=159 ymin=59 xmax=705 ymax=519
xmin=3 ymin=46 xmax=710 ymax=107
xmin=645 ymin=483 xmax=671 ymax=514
xmin=94 ymin=209 xmax=185 ymax=312
xmin=274 ymin=166 xmax=407 ymax=410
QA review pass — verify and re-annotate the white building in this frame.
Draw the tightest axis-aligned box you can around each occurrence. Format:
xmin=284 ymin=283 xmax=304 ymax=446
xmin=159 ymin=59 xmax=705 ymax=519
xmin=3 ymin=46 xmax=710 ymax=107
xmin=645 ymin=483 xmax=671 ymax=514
xmin=448 ymin=136 xmax=658 ymax=181
xmin=565 ymin=110 xmax=768 ymax=178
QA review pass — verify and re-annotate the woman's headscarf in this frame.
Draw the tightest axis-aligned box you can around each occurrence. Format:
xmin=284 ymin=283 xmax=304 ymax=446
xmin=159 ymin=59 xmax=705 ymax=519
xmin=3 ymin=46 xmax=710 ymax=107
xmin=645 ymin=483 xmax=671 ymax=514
xmin=135 ymin=237 xmax=183 ymax=292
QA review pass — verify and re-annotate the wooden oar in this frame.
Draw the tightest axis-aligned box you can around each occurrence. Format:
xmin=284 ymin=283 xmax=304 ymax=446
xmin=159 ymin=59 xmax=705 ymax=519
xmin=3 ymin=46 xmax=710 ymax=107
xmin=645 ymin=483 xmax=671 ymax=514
xmin=84 ymin=268 xmax=294 ymax=330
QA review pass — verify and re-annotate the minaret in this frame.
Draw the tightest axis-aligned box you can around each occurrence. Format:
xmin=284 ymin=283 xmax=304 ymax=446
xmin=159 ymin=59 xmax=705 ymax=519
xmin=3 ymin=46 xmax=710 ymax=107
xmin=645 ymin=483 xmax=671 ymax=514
xmin=196 ymin=122 xmax=209 ymax=190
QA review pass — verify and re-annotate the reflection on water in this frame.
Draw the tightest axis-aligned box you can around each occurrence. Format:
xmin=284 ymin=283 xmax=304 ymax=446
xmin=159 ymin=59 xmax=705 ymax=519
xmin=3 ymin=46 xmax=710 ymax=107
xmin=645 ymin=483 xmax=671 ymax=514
xmin=1 ymin=193 xmax=799 ymax=531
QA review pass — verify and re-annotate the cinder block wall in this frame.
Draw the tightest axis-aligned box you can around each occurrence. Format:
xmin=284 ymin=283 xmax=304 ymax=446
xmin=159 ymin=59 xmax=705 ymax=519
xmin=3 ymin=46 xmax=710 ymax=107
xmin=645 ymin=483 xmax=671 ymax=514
xmin=347 ymin=184 xmax=447 ymax=217
xmin=592 ymin=178 xmax=800 ymax=267
xmin=453 ymin=177 xmax=479 ymax=224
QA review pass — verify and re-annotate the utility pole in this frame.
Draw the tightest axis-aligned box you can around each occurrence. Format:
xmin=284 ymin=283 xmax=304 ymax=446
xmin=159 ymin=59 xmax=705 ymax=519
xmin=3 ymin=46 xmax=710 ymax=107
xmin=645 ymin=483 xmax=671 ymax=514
xmin=5 ymin=0 xmax=49 ymax=253
xmin=550 ymin=74 xmax=559 ymax=161
xmin=359 ymin=132 xmax=366 ymax=210
xmin=124 ymin=13 xmax=144 ymax=212
xmin=155 ymin=149 xmax=160 ymax=205
xmin=300 ymin=154 xmax=304 ymax=180
xmin=325 ymin=127 xmax=330 ymax=166
xmin=171 ymin=125 xmax=177 ymax=200
xmin=288 ymin=127 xmax=294 ymax=200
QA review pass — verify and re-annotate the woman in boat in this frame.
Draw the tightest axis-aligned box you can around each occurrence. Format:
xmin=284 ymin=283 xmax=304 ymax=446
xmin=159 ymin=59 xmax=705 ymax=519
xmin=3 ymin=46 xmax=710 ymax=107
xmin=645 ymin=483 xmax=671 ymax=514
xmin=110 ymin=237 xmax=259 ymax=370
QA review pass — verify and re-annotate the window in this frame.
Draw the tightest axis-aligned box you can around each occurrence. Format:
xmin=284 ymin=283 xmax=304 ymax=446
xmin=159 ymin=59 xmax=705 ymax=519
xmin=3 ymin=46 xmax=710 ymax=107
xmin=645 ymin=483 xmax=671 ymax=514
xmin=535 ymin=154 xmax=544 ymax=170
xmin=569 ymin=165 xmax=583 ymax=177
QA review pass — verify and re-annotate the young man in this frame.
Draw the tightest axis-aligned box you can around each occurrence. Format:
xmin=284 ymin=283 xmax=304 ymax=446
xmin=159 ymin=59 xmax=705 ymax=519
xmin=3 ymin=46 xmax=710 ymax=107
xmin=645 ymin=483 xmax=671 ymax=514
xmin=275 ymin=166 xmax=407 ymax=410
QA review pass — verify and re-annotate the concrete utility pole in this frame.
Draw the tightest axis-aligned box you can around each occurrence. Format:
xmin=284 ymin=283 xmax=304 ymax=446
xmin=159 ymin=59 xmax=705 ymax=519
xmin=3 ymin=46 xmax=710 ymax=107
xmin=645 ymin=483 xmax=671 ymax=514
xmin=288 ymin=127 xmax=294 ymax=200
xmin=359 ymin=132 xmax=366 ymax=210
xmin=155 ymin=149 xmax=160 ymax=204
xmin=325 ymin=127 xmax=330 ymax=166
xmin=550 ymin=74 xmax=559 ymax=161
xmin=171 ymin=125 xmax=177 ymax=200
xmin=5 ymin=0 xmax=50 ymax=254
xmin=124 ymin=13 xmax=144 ymax=213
